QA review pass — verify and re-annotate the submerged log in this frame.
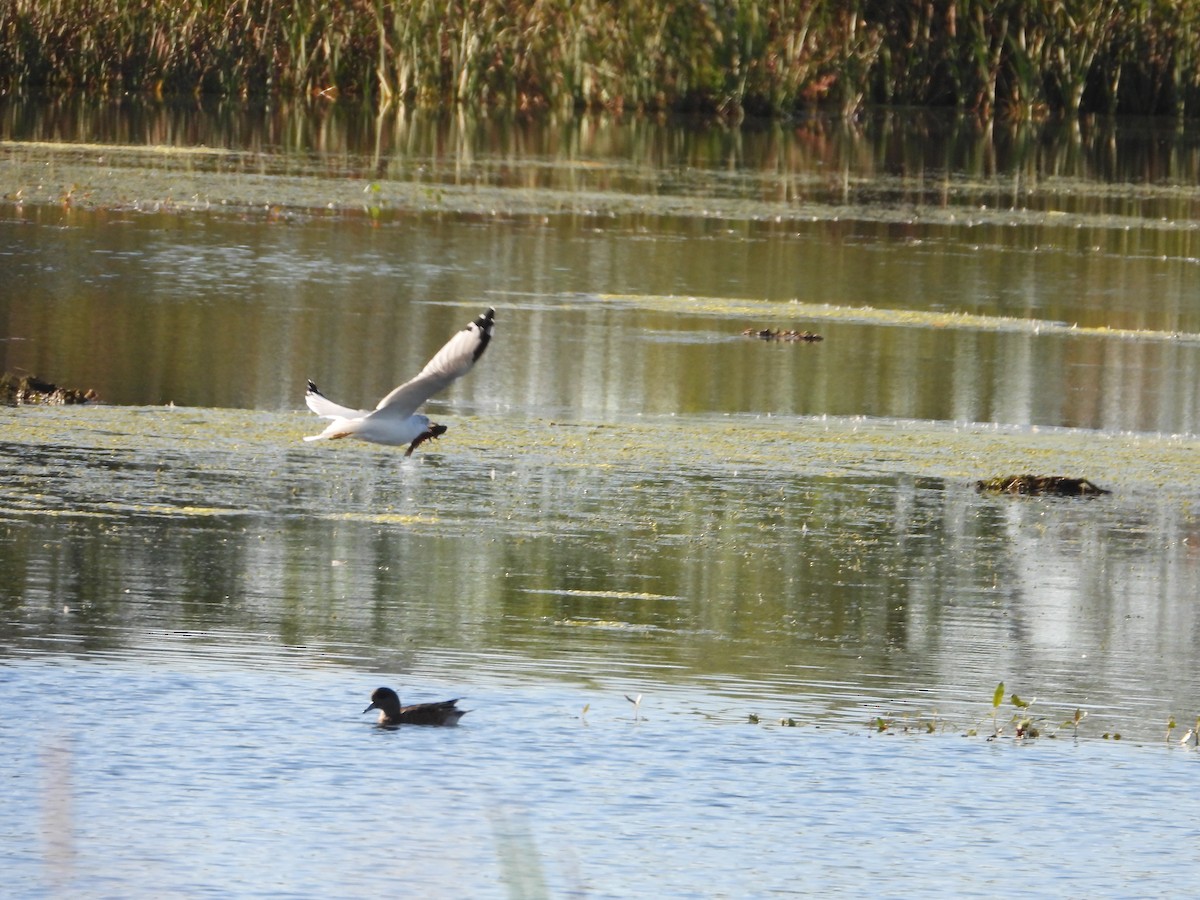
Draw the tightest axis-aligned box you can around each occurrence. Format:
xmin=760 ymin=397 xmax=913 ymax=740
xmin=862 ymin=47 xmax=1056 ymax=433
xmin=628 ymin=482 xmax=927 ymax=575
xmin=975 ymin=475 xmax=1110 ymax=496
xmin=1 ymin=373 xmax=98 ymax=406
xmin=742 ymin=328 xmax=823 ymax=342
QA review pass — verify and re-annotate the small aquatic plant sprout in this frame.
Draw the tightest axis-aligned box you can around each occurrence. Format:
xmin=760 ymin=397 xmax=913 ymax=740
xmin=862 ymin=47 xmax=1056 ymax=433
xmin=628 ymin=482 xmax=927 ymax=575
xmin=1063 ymin=708 xmax=1087 ymax=739
xmin=974 ymin=681 xmax=1037 ymax=739
xmin=989 ymin=681 xmax=1005 ymax=735
xmin=1009 ymin=693 xmax=1038 ymax=739
xmin=1175 ymin=716 xmax=1200 ymax=747
xmin=363 ymin=687 xmax=468 ymax=727
xmin=305 ymin=307 xmax=494 ymax=456
xmin=625 ymin=693 xmax=643 ymax=721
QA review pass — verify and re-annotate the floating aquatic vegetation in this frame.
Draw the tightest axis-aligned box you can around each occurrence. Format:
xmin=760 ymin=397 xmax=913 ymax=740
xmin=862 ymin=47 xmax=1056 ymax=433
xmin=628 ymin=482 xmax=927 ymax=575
xmin=866 ymin=683 xmax=1099 ymax=742
xmin=868 ymin=713 xmax=944 ymax=735
xmin=606 ymin=294 xmax=1200 ymax=344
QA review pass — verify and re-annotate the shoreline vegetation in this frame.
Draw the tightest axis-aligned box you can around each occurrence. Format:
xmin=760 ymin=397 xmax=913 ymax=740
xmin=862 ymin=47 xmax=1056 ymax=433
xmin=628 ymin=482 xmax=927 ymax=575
xmin=3 ymin=1 xmax=1200 ymax=120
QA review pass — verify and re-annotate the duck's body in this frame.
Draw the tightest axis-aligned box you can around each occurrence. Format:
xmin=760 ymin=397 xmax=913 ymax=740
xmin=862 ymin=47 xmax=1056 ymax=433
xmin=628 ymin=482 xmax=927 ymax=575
xmin=305 ymin=307 xmax=494 ymax=456
xmin=363 ymin=686 xmax=468 ymax=727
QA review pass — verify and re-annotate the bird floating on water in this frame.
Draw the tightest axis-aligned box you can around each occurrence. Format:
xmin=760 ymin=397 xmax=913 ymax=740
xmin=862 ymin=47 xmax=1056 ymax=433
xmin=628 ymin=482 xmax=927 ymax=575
xmin=363 ymin=686 xmax=468 ymax=727
xmin=304 ymin=307 xmax=495 ymax=456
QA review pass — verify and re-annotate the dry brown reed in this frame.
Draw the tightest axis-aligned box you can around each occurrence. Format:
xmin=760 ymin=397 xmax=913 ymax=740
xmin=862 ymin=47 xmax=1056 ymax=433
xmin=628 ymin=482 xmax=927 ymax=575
xmin=2 ymin=1 xmax=1200 ymax=118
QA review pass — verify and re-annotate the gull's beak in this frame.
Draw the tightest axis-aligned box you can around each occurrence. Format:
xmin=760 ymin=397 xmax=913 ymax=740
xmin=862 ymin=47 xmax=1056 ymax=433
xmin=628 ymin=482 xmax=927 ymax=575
xmin=363 ymin=702 xmax=378 ymax=714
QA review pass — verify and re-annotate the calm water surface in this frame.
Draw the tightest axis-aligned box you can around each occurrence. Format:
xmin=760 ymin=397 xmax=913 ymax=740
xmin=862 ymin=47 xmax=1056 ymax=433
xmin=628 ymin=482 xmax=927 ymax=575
xmin=2 ymin=100 xmax=1200 ymax=894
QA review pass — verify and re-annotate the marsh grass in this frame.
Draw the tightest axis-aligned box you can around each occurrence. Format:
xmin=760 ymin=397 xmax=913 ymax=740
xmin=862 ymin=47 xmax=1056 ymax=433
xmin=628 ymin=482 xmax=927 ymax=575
xmin=4 ymin=1 xmax=1200 ymax=117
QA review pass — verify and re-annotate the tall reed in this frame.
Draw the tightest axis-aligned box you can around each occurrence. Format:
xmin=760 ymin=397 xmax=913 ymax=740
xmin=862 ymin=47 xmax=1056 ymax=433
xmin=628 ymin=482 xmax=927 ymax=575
xmin=3 ymin=1 xmax=1200 ymax=118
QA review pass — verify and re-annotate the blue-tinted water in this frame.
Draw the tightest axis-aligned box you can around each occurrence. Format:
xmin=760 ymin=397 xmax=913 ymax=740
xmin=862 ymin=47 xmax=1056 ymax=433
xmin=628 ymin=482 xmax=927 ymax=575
xmin=5 ymin=656 xmax=1197 ymax=898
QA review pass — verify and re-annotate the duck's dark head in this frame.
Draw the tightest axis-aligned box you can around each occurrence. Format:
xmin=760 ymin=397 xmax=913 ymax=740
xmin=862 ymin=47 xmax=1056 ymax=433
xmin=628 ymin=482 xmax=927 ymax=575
xmin=364 ymin=686 xmax=402 ymax=717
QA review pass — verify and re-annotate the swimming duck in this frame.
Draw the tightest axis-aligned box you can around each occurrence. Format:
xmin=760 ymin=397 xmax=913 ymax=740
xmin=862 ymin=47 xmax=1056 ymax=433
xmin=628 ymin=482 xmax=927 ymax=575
xmin=363 ymin=686 xmax=468 ymax=727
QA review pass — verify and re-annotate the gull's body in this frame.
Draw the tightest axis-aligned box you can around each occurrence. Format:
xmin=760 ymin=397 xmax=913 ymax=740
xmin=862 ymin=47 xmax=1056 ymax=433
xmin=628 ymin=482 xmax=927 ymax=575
xmin=364 ymin=687 xmax=468 ymax=727
xmin=305 ymin=308 xmax=494 ymax=456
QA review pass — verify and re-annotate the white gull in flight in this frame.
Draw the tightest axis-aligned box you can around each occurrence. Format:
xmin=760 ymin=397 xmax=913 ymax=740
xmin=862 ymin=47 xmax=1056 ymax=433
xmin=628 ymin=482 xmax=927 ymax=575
xmin=304 ymin=307 xmax=495 ymax=456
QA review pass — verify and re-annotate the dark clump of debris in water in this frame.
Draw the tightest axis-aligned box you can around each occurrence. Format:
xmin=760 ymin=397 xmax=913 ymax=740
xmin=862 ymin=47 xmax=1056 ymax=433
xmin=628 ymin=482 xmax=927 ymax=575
xmin=975 ymin=475 xmax=1110 ymax=497
xmin=1 ymin=373 xmax=98 ymax=406
xmin=742 ymin=328 xmax=823 ymax=342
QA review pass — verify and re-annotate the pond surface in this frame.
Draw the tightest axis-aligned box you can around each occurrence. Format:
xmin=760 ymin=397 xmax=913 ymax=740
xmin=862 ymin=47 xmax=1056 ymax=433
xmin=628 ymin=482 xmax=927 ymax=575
xmin=2 ymin=99 xmax=1200 ymax=895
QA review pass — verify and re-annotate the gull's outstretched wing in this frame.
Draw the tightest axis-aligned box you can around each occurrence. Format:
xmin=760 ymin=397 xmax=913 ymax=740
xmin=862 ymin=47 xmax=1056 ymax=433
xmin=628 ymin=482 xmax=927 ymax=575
xmin=305 ymin=380 xmax=364 ymax=420
xmin=374 ymin=308 xmax=495 ymax=418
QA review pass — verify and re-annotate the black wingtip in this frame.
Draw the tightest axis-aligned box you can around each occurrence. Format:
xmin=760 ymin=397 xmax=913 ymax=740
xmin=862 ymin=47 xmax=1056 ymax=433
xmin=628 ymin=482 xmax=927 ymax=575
xmin=471 ymin=308 xmax=495 ymax=362
xmin=306 ymin=379 xmax=321 ymax=395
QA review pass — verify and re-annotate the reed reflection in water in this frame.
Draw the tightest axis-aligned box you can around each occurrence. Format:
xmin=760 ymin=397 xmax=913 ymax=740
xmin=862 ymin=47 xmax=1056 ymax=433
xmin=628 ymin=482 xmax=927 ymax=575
xmin=3 ymin=210 xmax=1200 ymax=434
xmin=0 ymin=406 xmax=1195 ymax=741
